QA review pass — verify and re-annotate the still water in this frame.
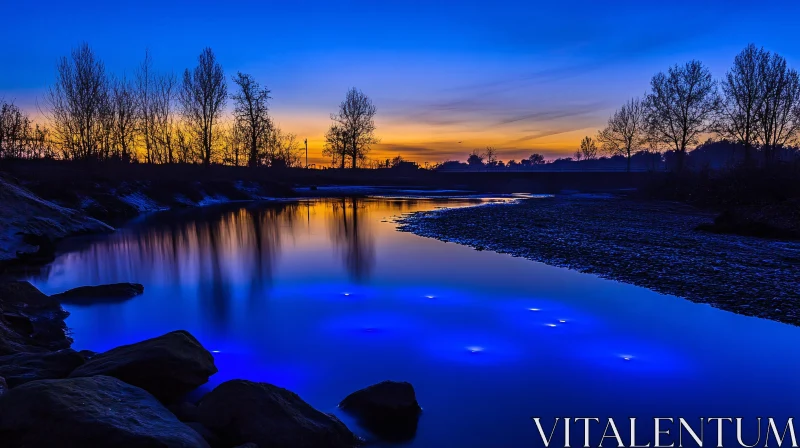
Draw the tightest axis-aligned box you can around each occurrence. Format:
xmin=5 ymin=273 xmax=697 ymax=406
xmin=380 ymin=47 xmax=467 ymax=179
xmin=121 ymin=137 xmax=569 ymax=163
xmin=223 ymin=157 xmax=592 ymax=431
xmin=30 ymin=198 xmax=800 ymax=447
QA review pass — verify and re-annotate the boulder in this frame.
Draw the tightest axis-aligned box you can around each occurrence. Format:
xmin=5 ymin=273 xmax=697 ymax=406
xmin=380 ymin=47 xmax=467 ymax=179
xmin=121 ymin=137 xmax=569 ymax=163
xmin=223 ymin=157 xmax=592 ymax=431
xmin=185 ymin=422 xmax=222 ymax=447
xmin=0 ymin=376 xmax=6 ymax=397
xmin=169 ymin=401 xmax=201 ymax=422
xmin=339 ymin=381 xmax=422 ymax=441
xmin=69 ymin=330 xmax=217 ymax=403
xmin=196 ymin=380 xmax=361 ymax=448
xmin=0 ymin=281 xmax=71 ymax=355
xmin=0 ymin=348 xmax=86 ymax=388
xmin=52 ymin=283 xmax=145 ymax=304
xmin=0 ymin=375 xmax=209 ymax=447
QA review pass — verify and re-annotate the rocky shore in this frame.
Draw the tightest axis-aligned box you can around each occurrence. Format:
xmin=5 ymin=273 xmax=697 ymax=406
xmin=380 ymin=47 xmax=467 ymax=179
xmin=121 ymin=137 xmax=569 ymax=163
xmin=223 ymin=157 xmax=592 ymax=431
xmin=0 ymin=281 xmax=420 ymax=447
xmin=398 ymin=195 xmax=800 ymax=326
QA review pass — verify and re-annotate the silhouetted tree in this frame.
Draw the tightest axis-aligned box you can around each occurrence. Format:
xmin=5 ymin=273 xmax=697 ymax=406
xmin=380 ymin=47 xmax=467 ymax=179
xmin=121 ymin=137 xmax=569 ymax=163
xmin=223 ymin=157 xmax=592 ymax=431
xmin=152 ymin=72 xmax=178 ymax=163
xmin=45 ymin=43 xmax=110 ymax=160
xmin=331 ymin=87 xmax=378 ymax=168
xmin=484 ymin=146 xmax=498 ymax=165
xmin=579 ymin=135 xmax=599 ymax=161
xmin=756 ymin=51 xmax=800 ymax=165
xmin=232 ymin=72 xmax=271 ymax=168
xmin=135 ymin=50 xmax=157 ymax=163
xmin=645 ymin=60 xmax=718 ymax=171
xmin=110 ymin=76 xmax=137 ymax=161
xmin=717 ymin=44 xmax=769 ymax=164
xmin=528 ymin=153 xmax=546 ymax=165
xmin=467 ymin=149 xmax=484 ymax=166
xmin=266 ymin=124 xmax=302 ymax=167
xmin=179 ymin=48 xmax=227 ymax=167
xmin=323 ymin=124 xmax=347 ymax=168
xmin=0 ymin=101 xmax=31 ymax=158
xmin=597 ymin=98 xmax=646 ymax=171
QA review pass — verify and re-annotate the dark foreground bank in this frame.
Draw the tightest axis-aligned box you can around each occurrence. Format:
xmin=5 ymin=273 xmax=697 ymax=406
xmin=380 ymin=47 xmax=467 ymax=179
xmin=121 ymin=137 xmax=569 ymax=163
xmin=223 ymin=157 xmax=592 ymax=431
xmin=398 ymin=196 xmax=800 ymax=326
xmin=0 ymin=281 xmax=420 ymax=447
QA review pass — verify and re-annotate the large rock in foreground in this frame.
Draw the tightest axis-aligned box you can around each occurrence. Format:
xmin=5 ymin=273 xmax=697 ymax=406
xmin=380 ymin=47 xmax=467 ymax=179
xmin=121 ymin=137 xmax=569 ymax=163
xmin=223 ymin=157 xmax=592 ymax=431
xmin=196 ymin=380 xmax=361 ymax=448
xmin=0 ymin=375 xmax=209 ymax=447
xmin=339 ymin=381 xmax=422 ymax=441
xmin=69 ymin=330 xmax=217 ymax=402
xmin=0 ymin=348 xmax=86 ymax=388
xmin=52 ymin=283 xmax=145 ymax=304
xmin=0 ymin=281 xmax=71 ymax=355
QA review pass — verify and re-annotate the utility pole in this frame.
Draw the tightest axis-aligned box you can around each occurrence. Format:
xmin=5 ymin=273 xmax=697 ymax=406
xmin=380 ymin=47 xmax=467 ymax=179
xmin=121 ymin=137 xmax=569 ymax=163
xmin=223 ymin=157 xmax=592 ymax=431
xmin=304 ymin=138 xmax=308 ymax=169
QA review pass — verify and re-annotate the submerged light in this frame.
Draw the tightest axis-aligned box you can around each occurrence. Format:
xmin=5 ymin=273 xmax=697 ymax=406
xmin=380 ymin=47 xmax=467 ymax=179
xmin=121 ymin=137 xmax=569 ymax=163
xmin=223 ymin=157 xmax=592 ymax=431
xmin=528 ymin=308 xmax=540 ymax=312
xmin=545 ymin=323 xmax=557 ymax=327
xmin=425 ymin=295 xmax=435 ymax=299
xmin=467 ymin=346 xmax=484 ymax=353
xmin=558 ymin=319 xmax=566 ymax=323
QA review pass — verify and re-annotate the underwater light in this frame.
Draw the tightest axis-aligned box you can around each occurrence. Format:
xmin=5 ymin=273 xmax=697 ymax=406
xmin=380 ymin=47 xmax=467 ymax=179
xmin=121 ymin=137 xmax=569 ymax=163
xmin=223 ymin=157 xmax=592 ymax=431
xmin=211 ymin=350 xmax=221 ymax=353
xmin=343 ymin=292 xmax=351 ymax=296
xmin=558 ymin=319 xmax=566 ymax=323
xmin=467 ymin=346 xmax=484 ymax=353
xmin=545 ymin=323 xmax=557 ymax=327
xmin=528 ymin=308 xmax=540 ymax=312
xmin=621 ymin=355 xmax=633 ymax=361
xmin=425 ymin=295 xmax=435 ymax=299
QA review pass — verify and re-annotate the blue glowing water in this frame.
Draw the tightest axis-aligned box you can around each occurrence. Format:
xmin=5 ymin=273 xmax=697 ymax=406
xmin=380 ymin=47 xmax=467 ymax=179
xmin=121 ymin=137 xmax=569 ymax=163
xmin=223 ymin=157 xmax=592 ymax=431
xmin=29 ymin=198 xmax=800 ymax=447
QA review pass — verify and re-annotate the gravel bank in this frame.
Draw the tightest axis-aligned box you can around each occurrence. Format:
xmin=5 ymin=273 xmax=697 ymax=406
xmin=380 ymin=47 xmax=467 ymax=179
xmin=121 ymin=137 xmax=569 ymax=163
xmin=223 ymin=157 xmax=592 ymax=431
xmin=398 ymin=196 xmax=800 ymax=326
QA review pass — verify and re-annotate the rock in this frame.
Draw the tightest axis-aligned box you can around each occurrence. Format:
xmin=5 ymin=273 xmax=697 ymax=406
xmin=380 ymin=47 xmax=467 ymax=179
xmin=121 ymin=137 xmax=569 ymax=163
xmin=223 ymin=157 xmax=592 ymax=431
xmin=0 ymin=348 xmax=86 ymax=388
xmin=0 ymin=375 xmax=210 ymax=447
xmin=232 ymin=444 xmax=258 ymax=448
xmin=79 ymin=349 xmax=97 ymax=360
xmin=186 ymin=422 xmax=222 ymax=447
xmin=0 ymin=376 xmax=6 ymax=397
xmin=169 ymin=401 xmax=201 ymax=422
xmin=196 ymin=380 xmax=361 ymax=448
xmin=0 ymin=281 xmax=71 ymax=355
xmin=69 ymin=330 xmax=217 ymax=403
xmin=52 ymin=282 xmax=145 ymax=304
xmin=339 ymin=381 xmax=422 ymax=441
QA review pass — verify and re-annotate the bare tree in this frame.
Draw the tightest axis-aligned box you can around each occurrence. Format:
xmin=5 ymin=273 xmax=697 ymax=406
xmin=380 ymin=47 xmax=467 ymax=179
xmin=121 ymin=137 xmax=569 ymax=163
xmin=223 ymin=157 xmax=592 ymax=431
xmin=267 ymin=124 xmax=302 ymax=167
xmin=484 ymin=146 xmax=498 ymax=164
xmin=756 ymin=52 xmax=800 ymax=165
xmin=231 ymin=72 xmax=271 ymax=168
xmin=645 ymin=60 xmax=718 ymax=171
xmin=528 ymin=153 xmax=545 ymax=165
xmin=578 ymin=135 xmax=599 ymax=161
xmin=597 ymin=98 xmax=646 ymax=171
xmin=717 ymin=44 xmax=769 ymax=164
xmin=45 ymin=43 xmax=109 ymax=160
xmin=110 ymin=76 xmax=137 ymax=161
xmin=179 ymin=48 xmax=227 ymax=167
xmin=221 ymin=123 xmax=245 ymax=166
xmin=331 ymin=87 xmax=378 ymax=169
xmin=0 ymin=101 xmax=31 ymax=158
xmin=323 ymin=124 xmax=348 ymax=168
xmin=136 ymin=50 xmax=157 ymax=163
xmin=152 ymin=72 xmax=178 ymax=163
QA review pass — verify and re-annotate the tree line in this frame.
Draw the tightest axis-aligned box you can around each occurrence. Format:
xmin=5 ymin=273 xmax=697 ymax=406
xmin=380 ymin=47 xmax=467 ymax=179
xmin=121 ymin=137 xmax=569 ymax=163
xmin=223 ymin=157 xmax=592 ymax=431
xmin=583 ymin=43 xmax=800 ymax=172
xmin=436 ymin=43 xmax=800 ymax=172
xmin=0 ymin=43 xmax=379 ymax=168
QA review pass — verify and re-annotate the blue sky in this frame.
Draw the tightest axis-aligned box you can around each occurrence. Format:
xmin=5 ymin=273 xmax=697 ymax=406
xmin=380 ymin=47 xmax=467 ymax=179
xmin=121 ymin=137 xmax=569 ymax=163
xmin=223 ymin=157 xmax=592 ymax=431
xmin=2 ymin=0 xmax=799 ymax=163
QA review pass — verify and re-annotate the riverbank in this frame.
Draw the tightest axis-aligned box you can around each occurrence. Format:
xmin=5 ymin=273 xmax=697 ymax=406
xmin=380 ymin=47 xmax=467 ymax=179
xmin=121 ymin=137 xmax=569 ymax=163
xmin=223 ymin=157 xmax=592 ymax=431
xmin=0 ymin=281 xmax=417 ymax=446
xmin=398 ymin=195 xmax=800 ymax=326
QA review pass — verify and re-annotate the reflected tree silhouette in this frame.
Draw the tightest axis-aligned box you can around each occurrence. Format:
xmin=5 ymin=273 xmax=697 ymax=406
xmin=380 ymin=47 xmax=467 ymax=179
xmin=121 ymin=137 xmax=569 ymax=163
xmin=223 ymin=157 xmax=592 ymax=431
xmin=329 ymin=198 xmax=376 ymax=282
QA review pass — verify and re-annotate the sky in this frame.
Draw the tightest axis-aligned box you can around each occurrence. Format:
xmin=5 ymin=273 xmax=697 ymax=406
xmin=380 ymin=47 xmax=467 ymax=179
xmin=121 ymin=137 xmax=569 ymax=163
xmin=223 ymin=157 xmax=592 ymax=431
xmin=2 ymin=0 xmax=800 ymax=165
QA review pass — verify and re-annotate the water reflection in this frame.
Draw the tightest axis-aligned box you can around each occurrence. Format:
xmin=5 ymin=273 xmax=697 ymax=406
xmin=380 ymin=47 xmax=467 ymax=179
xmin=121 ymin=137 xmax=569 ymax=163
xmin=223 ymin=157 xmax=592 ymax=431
xmin=329 ymin=198 xmax=376 ymax=282
xmin=26 ymin=197 xmax=800 ymax=448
